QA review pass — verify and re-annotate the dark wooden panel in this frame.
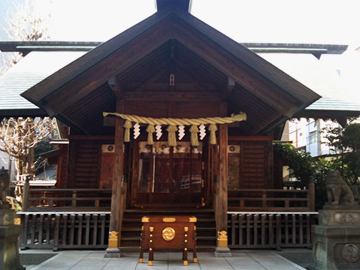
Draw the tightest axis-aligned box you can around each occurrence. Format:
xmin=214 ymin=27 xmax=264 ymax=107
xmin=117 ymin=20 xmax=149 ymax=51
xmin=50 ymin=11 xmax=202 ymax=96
xmin=240 ymin=141 xmax=268 ymax=189
xmin=124 ymin=100 xmax=168 ymax=117
xmin=68 ymin=140 xmax=102 ymax=189
xmin=174 ymin=101 xmax=220 ymax=118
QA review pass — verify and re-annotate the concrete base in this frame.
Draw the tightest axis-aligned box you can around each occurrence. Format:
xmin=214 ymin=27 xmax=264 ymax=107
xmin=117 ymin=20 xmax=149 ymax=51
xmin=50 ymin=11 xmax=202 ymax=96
xmin=214 ymin=247 xmax=232 ymax=257
xmin=104 ymin=247 xmax=121 ymax=258
xmin=0 ymin=225 xmax=25 ymax=270
xmin=318 ymin=209 xmax=360 ymax=226
xmin=309 ymin=209 xmax=360 ymax=270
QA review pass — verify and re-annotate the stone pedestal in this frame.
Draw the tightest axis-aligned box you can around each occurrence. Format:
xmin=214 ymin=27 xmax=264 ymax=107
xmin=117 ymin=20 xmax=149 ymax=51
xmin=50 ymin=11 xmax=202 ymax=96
xmin=0 ymin=209 xmax=25 ymax=270
xmin=104 ymin=247 xmax=121 ymax=258
xmin=214 ymin=247 xmax=232 ymax=257
xmin=309 ymin=208 xmax=360 ymax=270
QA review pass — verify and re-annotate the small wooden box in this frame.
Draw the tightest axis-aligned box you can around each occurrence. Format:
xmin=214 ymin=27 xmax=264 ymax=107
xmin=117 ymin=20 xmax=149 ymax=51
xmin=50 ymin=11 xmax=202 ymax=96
xmin=139 ymin=216 xmax=198 ymax=266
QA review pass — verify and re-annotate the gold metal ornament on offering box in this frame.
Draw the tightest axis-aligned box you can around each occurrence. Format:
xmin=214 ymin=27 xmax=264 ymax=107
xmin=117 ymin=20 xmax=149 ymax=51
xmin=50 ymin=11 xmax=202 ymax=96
xmin=139 ymin=216 xmax=198 ymax=266
xmin=162 ymin=227 xmax=175 ymax=241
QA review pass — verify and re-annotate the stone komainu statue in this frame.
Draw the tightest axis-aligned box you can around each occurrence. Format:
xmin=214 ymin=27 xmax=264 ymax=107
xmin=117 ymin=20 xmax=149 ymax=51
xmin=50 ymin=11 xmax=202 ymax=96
xmin=325 ymin=170 xmax=355 ymax=206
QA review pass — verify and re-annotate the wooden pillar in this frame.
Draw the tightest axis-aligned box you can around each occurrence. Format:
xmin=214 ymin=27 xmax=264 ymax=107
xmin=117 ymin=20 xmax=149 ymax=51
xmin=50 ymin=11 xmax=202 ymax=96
xmin=22 ymin=176 xmax=31 ymax=211
xmin=67 ymin=141 xmax=77 ymax=188
xmin=214 ymin=122 xmax=232 ymax=257
xmin=215 ymin=102 xmax=228 ymax=232
xmin=308 ymin=180 xmax=315 ymax=212
xmin=56 ymin=144 xmax=67 ymax=189
xmin=216 ymin=123 xmax=228 ymax=232
xmin=105 ymin=99 xmax=125 ymax=258
xmin=214 ymin=102 xmax=231 ymax=257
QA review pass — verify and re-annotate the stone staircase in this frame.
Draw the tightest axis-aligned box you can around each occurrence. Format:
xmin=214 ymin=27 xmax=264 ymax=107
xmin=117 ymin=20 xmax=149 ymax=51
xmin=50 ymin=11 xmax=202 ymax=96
xmin=120 ymin=208 xmax=216 ymax=251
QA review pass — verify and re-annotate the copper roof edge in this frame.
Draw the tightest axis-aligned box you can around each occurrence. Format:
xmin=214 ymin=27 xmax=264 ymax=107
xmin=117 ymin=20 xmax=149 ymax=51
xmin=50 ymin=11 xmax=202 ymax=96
xmin=0 ymin=41 xmax=347 ymax=55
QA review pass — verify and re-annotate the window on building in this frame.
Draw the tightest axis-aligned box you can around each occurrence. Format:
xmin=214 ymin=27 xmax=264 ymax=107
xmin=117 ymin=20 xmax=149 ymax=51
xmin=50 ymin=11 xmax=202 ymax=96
xmin=309 ymin=131 xmax=317 ymax=144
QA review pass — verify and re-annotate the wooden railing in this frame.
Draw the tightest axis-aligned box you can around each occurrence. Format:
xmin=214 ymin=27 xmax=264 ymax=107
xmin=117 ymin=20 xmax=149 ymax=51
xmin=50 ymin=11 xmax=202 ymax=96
xmin=19 ymin=212 xmax=110 ymax=250
xmin=228 ymin=185 xmax=315 ymax=212
xmin=19 ymin=211 xmax=318 ymax=250
xmin=227 ymin=212 xmax=318 ymax=249
xmin=25 ymin=189 xmax=112 ymax=211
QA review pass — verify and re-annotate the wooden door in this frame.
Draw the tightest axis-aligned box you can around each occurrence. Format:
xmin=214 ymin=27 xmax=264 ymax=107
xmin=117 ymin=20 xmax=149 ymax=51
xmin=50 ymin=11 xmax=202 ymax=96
xmin=131 ymin=141 xmax=207 ymax=207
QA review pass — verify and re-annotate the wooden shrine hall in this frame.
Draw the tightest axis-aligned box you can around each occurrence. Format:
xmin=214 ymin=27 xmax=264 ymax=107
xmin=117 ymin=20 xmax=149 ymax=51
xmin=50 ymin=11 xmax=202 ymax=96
xmin=6 ymin=0 xmax=345 ymax=253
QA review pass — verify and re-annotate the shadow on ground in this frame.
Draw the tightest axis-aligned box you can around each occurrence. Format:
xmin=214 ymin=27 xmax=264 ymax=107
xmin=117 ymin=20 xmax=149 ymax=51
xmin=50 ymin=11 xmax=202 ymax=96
xmin=276 ymin=249 xmax=312 ymax=268
xmin=20 ymin=253 xmax=56 ymax=265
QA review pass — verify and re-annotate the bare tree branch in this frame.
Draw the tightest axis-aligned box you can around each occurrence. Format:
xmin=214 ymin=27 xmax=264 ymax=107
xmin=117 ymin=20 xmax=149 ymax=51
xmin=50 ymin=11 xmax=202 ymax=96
xmin=0 ymin=0 xmax=51 ymax=76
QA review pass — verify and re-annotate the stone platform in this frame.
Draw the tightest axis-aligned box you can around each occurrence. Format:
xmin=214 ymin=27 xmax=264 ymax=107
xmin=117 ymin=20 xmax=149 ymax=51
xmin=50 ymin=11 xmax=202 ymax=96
xmin=309 ymin=208 xmax=360 ymax=270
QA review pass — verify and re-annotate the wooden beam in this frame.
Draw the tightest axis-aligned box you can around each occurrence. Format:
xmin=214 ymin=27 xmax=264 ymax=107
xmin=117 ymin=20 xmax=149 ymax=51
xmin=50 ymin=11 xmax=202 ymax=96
xmin=108 ymin=77 xmax=123 ymax=99
xmin=68 ymin=135 xmax=114 ymax=141
xmin=228 ymin=136 xmax=272 ymax=141
xmin=105 ymin=99 xmax=125 ymax=258
xmin=123 ymin=91 xmax=221 ymax=101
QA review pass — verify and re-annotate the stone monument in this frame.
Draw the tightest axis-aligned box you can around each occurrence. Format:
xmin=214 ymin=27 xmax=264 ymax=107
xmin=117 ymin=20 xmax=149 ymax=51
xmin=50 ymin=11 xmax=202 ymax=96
xmin=308 ymin=170 xmax=360 ymax=270
xmin=0 ymin=167 xmax=24 ymax=270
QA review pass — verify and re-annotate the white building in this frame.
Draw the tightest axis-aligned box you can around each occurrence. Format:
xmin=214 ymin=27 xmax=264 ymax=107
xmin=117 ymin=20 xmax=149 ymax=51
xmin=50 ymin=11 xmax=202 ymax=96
xmin=287 ymin=118 xmax=340 ymax=157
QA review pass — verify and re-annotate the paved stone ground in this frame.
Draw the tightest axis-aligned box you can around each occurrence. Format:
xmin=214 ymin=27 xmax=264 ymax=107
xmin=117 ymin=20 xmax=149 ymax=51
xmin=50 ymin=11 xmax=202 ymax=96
xmin=21 ymin=249 xmax=306 ymax=270
xmin=276 ymin=249 xmax=312 ymax=268
xmin=20 ymin=253 xmax=57 ymax=266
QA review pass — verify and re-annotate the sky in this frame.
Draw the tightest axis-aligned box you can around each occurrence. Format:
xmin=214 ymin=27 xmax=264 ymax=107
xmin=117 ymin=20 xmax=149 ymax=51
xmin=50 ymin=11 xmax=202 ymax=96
xmin=2 ymin=0 xmax=360 ymax=47
xmin=2 ymin=0 xmax=360 ymax=81
xmin=38 ymin=0 xmax=360 ymax=90
xmin=38 ymin=0 xmax=360 ymax=47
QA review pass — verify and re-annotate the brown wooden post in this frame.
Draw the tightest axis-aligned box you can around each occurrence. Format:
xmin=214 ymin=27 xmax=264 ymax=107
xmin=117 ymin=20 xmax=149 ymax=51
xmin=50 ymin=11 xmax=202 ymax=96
xmin=67 ymin=141 xmax=77 ymax=188
xmin=22 ymin=175 xmax=31 ymax=211
xmin=214 ymin=102 xmax=231 ymax=257
xmin=308 ymin=180 xmax=315 ymax=212
xmin=105 ymin=99 xmax=125 ymax=258
xmin=56 ymin=144 xmax=68 ymax=188
xmin=217 ymin=123 xmax=228 ymax=232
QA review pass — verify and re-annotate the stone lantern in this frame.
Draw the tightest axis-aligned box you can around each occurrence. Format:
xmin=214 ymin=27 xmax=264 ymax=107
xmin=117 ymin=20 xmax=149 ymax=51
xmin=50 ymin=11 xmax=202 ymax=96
xmin=0 ymin=167 xmax=24 ymax=270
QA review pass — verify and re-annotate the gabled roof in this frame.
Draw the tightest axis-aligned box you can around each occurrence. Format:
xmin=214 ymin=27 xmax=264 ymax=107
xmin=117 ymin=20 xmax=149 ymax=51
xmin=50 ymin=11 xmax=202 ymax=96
xmin=20 ymin=3 xmax=320 ymax=135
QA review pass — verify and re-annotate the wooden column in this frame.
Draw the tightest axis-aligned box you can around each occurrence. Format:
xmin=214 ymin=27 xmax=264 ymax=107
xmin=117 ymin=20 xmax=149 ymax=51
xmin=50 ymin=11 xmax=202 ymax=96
xmin=105 ymin=99 xmax=125 ymax=258
xmin=216 ymin=123 xmax=228 ymax=232
xmin=22 ymin=176 xmax=30 ymax=211
xmin=215 ymin=102 xmax=228 ymax=233
xmin=214 ymin=102 xmax=231 ymax=257
xmin=55 ymin=144 xmax=67 ymax=188
xmin=308 ymin=180 xmax=315 ymax=212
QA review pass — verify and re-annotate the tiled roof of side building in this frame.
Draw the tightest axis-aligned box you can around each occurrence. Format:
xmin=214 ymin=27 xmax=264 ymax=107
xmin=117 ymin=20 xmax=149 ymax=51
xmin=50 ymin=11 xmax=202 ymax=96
xmin=0 ymin=51 xmax=86 ymax=117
